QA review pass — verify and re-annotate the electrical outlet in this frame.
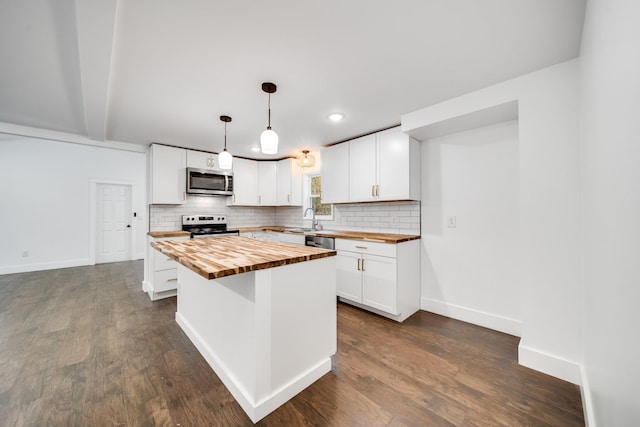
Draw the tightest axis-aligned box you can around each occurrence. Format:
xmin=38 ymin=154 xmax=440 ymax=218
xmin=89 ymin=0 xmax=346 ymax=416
xmin=447 ymin=216 xmax=457 ymax=228
xmin=22 ymin=250 xmax=29 ymax=257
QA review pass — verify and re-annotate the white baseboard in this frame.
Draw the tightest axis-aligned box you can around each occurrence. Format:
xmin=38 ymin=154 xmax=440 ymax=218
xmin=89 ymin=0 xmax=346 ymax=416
xmin=421 ymin=297 xmax=521 ymax=336
xmin=0 ymin=258 xmax=90 ymax=275
xmin=176 ymin=311 xmax=331 ymax=423
xmin=517 ymin=343 xmax=582 ymax=385
xmin=580 ymin=364 xmax=596 ymax=427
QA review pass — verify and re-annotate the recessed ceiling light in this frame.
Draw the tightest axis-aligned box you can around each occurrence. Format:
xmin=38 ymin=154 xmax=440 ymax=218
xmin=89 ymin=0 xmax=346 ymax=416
xmin=250 ymin=146 xmax=261 ymax=152
xmin=328 ymin=113 xmax=344 ymax=122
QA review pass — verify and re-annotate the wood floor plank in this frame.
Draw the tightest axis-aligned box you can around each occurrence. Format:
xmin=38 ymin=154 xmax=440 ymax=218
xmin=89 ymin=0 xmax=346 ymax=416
xmin=0 ymin=261 xmax=584 ymax=426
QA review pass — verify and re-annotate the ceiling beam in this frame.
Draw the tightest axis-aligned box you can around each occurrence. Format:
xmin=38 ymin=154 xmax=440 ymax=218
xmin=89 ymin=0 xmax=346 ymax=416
xmin=74 ymin=0 xmax=118 ymax=142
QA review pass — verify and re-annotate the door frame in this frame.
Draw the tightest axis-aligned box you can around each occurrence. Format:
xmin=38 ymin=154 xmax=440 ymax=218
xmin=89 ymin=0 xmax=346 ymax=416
xmin=89 ymin=179 xmax=139 ymax=265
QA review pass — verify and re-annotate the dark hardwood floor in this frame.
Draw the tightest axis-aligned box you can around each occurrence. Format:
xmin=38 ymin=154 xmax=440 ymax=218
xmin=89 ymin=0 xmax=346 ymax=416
xmin=0 ymin=261 xmax=584 ymax=426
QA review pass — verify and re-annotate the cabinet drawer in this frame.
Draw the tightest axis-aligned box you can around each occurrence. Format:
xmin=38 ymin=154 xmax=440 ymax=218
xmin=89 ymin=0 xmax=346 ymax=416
xmin=335 ymin=239 xmax=396 ymax=258
xmin=155 ymin=249 xmax=177 ymax=270
xmin=154 ymin=269 xmax=178 ymax=292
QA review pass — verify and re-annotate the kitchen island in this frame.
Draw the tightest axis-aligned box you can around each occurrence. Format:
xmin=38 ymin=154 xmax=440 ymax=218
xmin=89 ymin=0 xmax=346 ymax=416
xmin=151 ymin=236 xmax=337 ymax=423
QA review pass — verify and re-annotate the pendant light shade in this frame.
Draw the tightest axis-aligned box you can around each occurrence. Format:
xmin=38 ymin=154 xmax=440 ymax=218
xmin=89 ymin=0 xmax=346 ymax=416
xmin=296 ymin=150 xmax=315 ymax=167
xmin=260 ymin=129 xmax=278 ymax=154
xmin=260 ymin=82 xmax=278 ymax=154
xmin=219 ymin=115 xmax=233 ymax=170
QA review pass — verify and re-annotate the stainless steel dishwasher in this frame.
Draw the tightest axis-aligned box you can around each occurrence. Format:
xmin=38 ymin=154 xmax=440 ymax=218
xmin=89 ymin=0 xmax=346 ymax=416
xmin=305 ymin=235 xmax=335 ymax=250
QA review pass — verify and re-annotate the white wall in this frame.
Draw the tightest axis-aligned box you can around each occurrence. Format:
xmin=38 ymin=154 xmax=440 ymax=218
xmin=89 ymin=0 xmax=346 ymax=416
xmin=579 ymin=0 xmax=640 ymax=424
xmin=421 ymin=121 xmax=520 ymax=335
xmin=0 ymin=135 xmax=147 ymax=274
xmin=405 ymin=59 xmax=583 ymax=384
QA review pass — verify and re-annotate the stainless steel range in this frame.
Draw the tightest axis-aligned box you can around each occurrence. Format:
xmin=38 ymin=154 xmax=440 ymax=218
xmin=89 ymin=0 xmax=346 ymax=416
xmin=182 ymin=214 xmax=240 ymax=238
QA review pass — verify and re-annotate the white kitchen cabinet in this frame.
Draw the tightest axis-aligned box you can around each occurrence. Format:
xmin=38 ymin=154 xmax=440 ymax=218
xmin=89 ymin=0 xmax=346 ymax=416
xmin=320 ymin=142 xmax=350 ymax=204
xmin=348 ymin=134 xmax=377 ymax=202
xmin=186 ymin=149 xmax=218 ymax=169
xmin=271 ymin=231 xmax=305 ymax=245
xmin=258 ymin=161 xmax=277 ymax=206
xmin=276 ymin=158 xmax=302 ymax=206
xmin=348 ymin=127 xmax=421 ymax=202
xmin=227 ymin=158 xmax=258 ymax=205
xmin=335 ymin=238 xmax=420 ymax=322
xmin=149 ymin=144 xmax=187 ymax=204
xmin=142 ymin=234 xmax=190 ymax=300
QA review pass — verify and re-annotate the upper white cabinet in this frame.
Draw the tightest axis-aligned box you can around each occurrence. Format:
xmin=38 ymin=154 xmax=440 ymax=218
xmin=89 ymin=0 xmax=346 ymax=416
xmin=258 ymin=161 xmax=277 ymax=205
xmin=149 ymin=144 xmax=187 ymax=204
xmin=321 ymin=142 xmax=350 ymax=204
xmin=348 ymin=134 xmax=378 ymax=202
xmin=349 ymin=128 xmax=421 ymax=202
xmin=322 ymin=127 xmax=420 ymax=204
xmin=227 ymin=157 xmax=258 ymax=206
xmin=186 ymin=150 xmax=218 ymax=169
xmin=227 ymin=158 xmax=302 ymax=207
xmin=277 ymin=158 xmax=302 ymax=206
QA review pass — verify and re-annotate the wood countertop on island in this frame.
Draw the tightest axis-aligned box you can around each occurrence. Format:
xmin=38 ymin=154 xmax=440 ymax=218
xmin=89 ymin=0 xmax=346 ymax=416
xmin=151 ymin=236 xmax=336 ymax=280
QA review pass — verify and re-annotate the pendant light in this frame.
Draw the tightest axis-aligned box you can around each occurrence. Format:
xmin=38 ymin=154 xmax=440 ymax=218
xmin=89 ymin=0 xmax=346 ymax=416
xmin=296 ymin=150 xmax=315 ymax=167
xmin=260 ymin=82 xmax=278 ymax=154
xmin=218 ymin=115 xmax=233 ymax=170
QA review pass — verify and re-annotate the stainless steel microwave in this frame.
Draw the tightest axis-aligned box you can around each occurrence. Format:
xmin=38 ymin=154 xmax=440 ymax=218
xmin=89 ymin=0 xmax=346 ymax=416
xmin=186 ymin=167 xmax=234 ymax=196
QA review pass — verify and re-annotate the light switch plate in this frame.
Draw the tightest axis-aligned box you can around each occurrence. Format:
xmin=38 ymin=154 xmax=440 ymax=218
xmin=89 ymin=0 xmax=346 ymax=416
xmin=447 ymin=216 xmax=457 ymax=228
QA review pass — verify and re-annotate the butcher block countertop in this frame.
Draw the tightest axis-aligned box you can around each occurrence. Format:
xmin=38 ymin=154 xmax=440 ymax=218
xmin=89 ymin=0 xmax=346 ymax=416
xmin=238 ymin=226 xmax=420 ymax=244
xmin=151 ymin=236 xmax=336 ymax=280
xmin=148 ymin=230 xmax=191 ymax=238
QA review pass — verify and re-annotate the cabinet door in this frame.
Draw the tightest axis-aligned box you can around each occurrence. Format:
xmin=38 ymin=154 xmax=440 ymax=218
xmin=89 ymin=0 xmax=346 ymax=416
xmin=229 ymin=158 xmax=258 ymax=205
xmin=362 ymin=254 xmax=398 ymax=314
xmin=274 ymin=232 xmax=305 ymax=245
xmin=150 ymin=144 xmax=186 ymax=204
xmin=321 ymin=143 xmax=349 ymax=204
xmin=258 ymin=161 xmax=277 ymax=205
xmin=336 ymin=251 xmax=363 ymax=302
xmin=349 ymin=134 xmax=377 ymax=202
xmin=276 ymin=158 xmax=302 ymax=206
xmin=377 ymin=131 xmax=410 ymax=201
xmin=186 ymin=150 xmax=217 ymax=169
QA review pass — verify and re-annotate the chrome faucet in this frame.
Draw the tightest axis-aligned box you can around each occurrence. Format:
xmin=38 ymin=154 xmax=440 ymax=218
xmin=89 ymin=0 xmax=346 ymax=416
xmin=304 ymin=207 xmax=318 ymax=230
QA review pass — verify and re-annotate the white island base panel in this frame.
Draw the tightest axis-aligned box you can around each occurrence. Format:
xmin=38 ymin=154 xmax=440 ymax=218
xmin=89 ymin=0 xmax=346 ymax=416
xmin=175 ymin=257 xmax=337 ymax=423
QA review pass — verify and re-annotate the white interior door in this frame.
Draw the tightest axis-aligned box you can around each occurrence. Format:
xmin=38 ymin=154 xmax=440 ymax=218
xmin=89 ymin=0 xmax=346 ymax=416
xmin=96 ymin=184 xmax=132 ymax=263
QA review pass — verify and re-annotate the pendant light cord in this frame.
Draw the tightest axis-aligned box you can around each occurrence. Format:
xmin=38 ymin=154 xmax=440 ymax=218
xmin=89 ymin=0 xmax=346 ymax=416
xmin=267 ymin=93 xmax=272 ymax=130
xmin=224 ymin=121 xmax=227 ymax=150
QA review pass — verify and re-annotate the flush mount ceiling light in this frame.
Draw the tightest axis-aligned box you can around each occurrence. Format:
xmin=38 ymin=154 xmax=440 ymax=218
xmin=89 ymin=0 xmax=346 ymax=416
xmin=218 ymin=115 xmax=233 ymax=170
xmin=260 ymin=82 xmax=278 ymax=154
xmin=328 ymin=112 xmax=344 ymax=122
xmin=296 ymin=150 xmax=316 ymax=168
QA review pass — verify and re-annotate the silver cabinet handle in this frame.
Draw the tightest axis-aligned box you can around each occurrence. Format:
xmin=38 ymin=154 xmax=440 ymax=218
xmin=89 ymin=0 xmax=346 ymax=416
xmin=376 ymin=184 xmax=379 ymax=197
xmin=259 ymin=195 xmax=262 ymax=204
xmin=357 ymin=259 xmax=361 ymax=271
xmin=182 ymin=191 xmax=186 ymax=201
xmin=288 ymin=194 xmax=291 ymax=202
xmin=362 ymin=259 xmax=365 ymax=271
xmin=371 ymin=185 xmax=375 ymax=197
xmin=355 ymin=245 xmax=367 ymax=249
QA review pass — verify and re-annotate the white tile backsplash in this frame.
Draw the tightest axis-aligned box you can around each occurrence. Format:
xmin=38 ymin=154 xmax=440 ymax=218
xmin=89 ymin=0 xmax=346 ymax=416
xmin=150 ymin=197 xmax=420 ymax=235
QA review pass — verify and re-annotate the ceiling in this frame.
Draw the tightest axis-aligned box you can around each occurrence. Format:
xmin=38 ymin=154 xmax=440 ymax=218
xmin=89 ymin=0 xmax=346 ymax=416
xmin=0 ymin=0 xmax=586 ymax=159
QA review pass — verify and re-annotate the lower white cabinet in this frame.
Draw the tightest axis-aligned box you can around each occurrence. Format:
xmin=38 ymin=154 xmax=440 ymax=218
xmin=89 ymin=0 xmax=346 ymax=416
xmin=241 ymin=230 xmax=305 ymax=245
xmin=271 ymin=232 xmax=305 ymax=245
xmin=335 ymin=238 xmax=420 ymax=322
xmin=142 ymin=234 xmax=189 ymax=300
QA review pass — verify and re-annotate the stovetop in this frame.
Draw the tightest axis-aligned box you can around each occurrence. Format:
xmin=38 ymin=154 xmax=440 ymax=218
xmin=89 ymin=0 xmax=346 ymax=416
xmin=182 ymin=214 xmax=238 ymax=236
